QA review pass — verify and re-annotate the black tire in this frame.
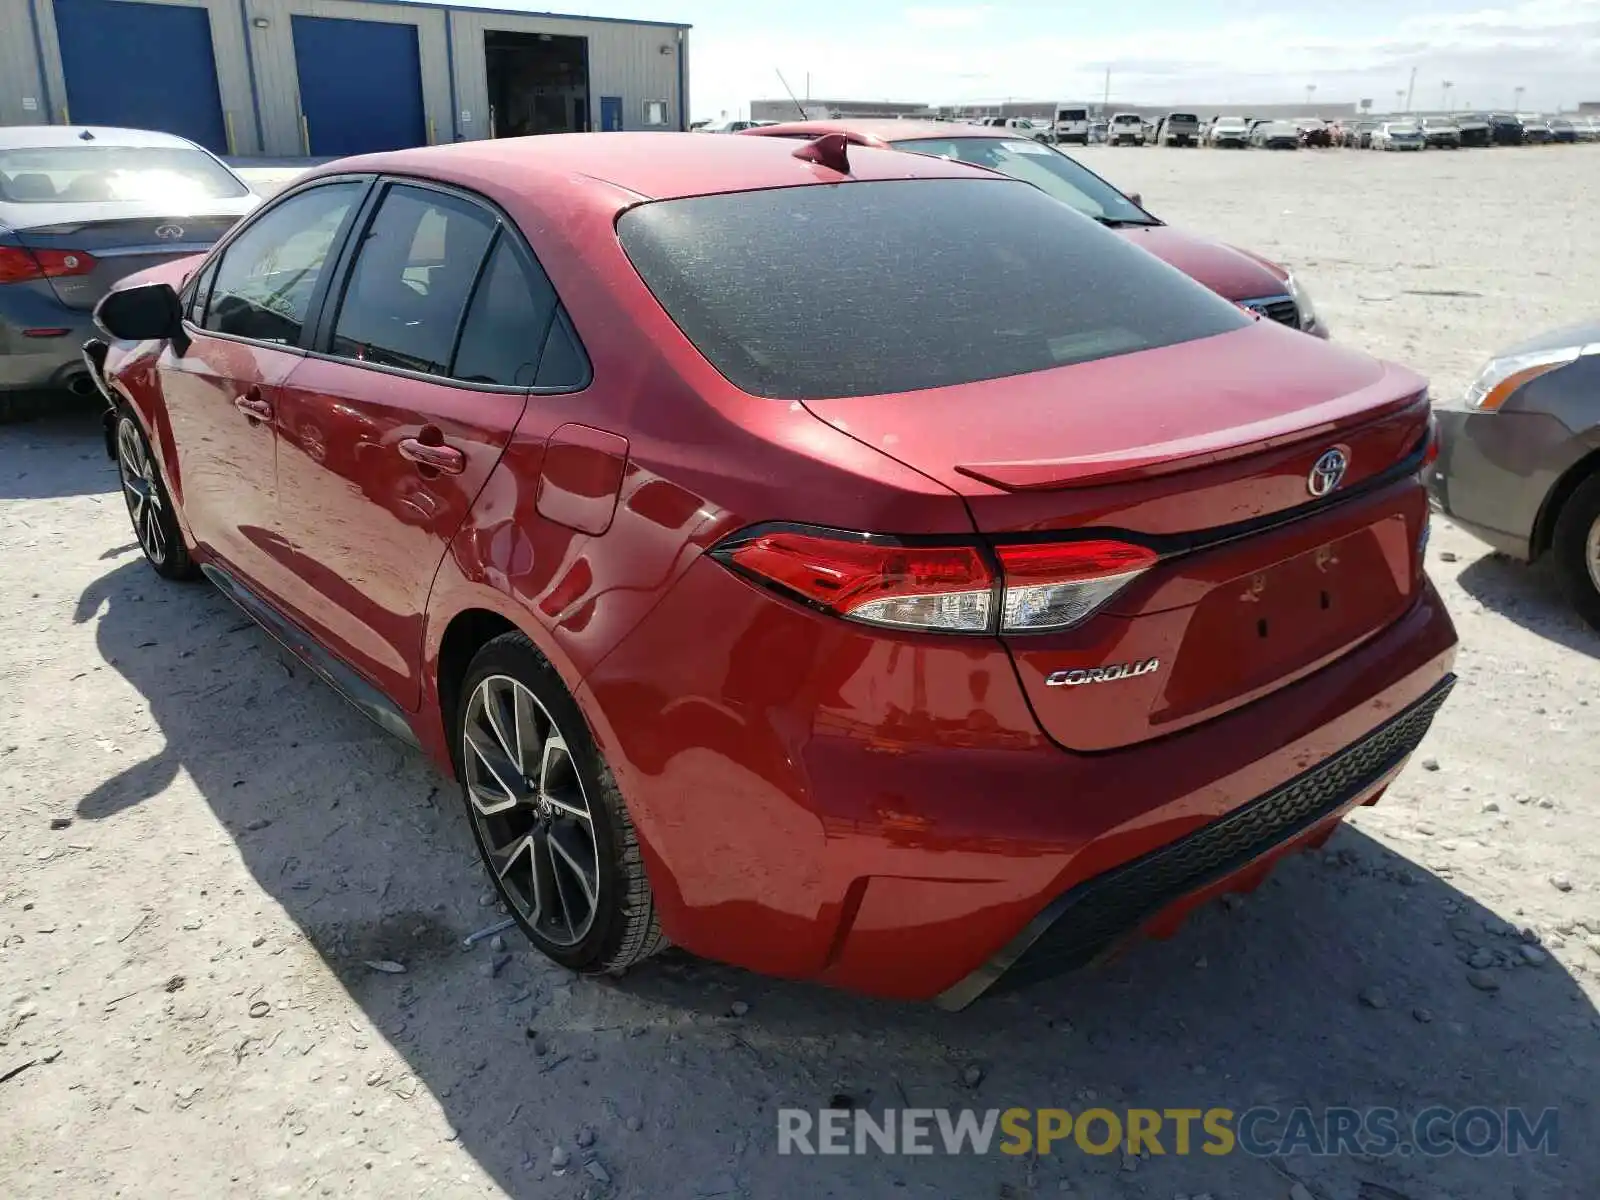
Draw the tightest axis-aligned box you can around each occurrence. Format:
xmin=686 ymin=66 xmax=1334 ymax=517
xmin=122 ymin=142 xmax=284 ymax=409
xmin=1551 ymin=473 xmax=1600 ymax=631
xmin=455 ymin=631 xmax=665 ymax=974
xmin=115 ymin=408 xmax=199 ymax=581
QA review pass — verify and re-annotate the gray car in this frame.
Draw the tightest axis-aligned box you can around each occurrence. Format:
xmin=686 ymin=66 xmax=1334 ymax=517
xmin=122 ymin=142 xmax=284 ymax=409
xmin=1 ymin=125 xmax=257 ymax=418
xmin=1427 ymin=322 xmax=1600 ymax=628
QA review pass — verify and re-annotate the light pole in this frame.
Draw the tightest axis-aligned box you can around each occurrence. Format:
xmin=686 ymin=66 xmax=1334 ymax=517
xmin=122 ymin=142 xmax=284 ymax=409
xmin=1305 ymin=83 xmax=1316 ymax=111
xmin=1441 ymin=80 xmax=1453 ymax=111
xmin=1395 ymin=89 xmax=1405 ymax=112
xmin=1513 ymin=85 xmax=1525 ymax=111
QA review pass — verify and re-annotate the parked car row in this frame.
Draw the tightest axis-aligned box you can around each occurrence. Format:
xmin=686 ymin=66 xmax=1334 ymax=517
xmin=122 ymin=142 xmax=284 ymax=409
xmin=1095 ymin=111 xmax=1600 ymax=151
xmin=1335 ymin=112 xmax=1600 ymax=148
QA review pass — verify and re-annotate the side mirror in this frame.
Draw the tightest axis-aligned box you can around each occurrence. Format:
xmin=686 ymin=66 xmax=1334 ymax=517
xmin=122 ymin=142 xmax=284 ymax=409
xmin=1126 ymin=192 xmax=1143 ymax=208
xmin=94 ymin=283 xmax=189 ymax=354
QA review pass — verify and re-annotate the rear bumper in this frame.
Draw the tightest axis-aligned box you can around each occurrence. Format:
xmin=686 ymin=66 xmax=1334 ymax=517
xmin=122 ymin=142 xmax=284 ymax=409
xmin=937 ymin=673 xmax=1453 ymax=1008
xmin=0 ymin=302 xmax=98 ymax=392
xmin=581 ymin=555 xmax=1458 ymax=1004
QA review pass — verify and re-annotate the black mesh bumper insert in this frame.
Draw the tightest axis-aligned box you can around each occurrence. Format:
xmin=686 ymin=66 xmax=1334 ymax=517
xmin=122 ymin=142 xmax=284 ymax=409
xmin=941 ymin=674 xmax=1455 ymax=1007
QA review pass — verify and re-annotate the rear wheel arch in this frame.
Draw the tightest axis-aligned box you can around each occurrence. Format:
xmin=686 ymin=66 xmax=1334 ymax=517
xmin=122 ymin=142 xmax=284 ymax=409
xmin=435 ymin=607 xmax=522 ymax=774
xmin=1531 ymin=447 xmax=1600 ymax=560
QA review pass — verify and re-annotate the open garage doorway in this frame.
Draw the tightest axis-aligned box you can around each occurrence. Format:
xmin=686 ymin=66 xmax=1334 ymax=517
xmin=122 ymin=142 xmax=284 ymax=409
xmin=485 ymin=31 xmax=590 ymax=138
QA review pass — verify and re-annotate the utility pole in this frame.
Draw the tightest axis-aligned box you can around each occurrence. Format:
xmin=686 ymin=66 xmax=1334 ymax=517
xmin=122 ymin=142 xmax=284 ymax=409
xmin=1404 ymin=66 xmax=1417 ymax=113
xmin=1305 ymin=83 xmax=1316 ymax=111
xmin=1103 ymin=66 xmax=1111 ymax=116
xmin=1395 ymin=89 xmax=1405 ymax=111
xmin=1441 ymin=80 xmax=1453 ymax=110
xmin=1513 ymin=85 xmax=1525 ymax=111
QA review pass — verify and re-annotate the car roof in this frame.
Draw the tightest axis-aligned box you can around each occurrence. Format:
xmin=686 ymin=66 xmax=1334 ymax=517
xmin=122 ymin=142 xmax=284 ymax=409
xmin=742 ymin=119 xmax=1004 ymax=145
xmin=0 ymin=125 xmax=202 ymax=150
xmin=309 ymin=131 xmax=1000 ymax=204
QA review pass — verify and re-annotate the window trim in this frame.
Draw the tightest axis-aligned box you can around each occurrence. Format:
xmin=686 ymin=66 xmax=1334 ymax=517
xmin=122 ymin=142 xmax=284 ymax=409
xmin=317 ymin=179 xmax=500 ymax=380
xmin=303 ymin=172 xmax=592 ymax=396
xmin=178 ymin=173 xmax=376 ymax=356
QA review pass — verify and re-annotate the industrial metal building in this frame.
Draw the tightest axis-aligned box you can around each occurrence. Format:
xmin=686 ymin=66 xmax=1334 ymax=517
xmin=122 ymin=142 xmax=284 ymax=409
xmin=0 ymin=0 xmax=690 ymax=155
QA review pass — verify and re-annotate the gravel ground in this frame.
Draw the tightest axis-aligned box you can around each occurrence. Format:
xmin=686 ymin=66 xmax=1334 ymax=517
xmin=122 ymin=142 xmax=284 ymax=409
xmin=3 ymin=145 xmax=1599 ymax=1200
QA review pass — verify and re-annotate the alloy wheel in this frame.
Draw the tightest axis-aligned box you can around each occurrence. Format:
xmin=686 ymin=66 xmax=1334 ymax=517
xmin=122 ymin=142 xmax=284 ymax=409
xmin=462 ymin=674 xmax=600 ymax=947
xmin=1587 ymin=514 xmax=1600 ymax=594
xmin=117 ymin=419 xmax=167 ymax=566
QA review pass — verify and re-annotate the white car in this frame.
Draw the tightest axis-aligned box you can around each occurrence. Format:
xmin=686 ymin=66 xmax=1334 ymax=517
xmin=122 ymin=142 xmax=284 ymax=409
xmin=1051 ymin=104 xmax=1091 ymax=145
xmin=979 ymin=117 xmax=1053 ymax=142
xmin=1207 ymin=117 xmax=1250 ymax=147
xmin=1108 ymin=113 xmax=1146 ymax=146
xmin=694 ymin=119 xmax=777 ymax=134
xmin=1371 ymin=121 xmax=1426 ymax=151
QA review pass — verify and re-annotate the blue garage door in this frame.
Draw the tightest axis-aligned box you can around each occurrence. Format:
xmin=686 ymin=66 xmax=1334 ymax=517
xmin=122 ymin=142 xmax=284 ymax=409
xmin=53 ymin=0 xmax=229 ymax=153
xmin=291 ymin=16 xmax=427 ymax=157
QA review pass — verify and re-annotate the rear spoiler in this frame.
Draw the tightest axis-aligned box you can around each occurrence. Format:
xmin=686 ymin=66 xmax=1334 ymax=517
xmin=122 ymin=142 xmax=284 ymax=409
xmin=954 ymin=389 xmax=1430 ymax=492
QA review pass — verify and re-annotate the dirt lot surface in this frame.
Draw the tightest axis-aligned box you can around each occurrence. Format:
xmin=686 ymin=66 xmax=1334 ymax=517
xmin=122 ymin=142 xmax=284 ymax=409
xmin=4 ymin=145 xmax=1600 ymax=1200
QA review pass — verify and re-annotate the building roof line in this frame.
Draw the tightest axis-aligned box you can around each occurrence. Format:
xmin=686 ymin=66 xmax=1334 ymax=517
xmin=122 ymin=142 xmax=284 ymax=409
xmin=366 ymin=0 xmax=691 ymax=31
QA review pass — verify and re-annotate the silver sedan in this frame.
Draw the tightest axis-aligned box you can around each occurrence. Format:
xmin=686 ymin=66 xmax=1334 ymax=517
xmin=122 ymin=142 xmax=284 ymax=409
xmin=1 ymin=125 xmax=257 ymax=419
xmin=1427 ymin=323 xmax=1600 ymax=628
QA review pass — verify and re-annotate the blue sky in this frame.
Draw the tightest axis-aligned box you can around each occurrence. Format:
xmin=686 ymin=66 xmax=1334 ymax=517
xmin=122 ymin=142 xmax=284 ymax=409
xmin=499 ymin=0 xmax=1600 ymax=119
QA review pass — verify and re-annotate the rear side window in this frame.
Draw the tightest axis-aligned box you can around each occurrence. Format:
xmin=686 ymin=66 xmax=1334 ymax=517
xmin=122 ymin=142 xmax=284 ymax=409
xmin=331 ymin=184 xmax=495 ymax=376
xmin=534 ymin=312 xmax=589 ymax=390
xmin=451 ymin=234 xmax=557 ymax=386
xmin=618 ymin=178 xmax=1247 ymax=400
xmin=204 ymin=182 xmax=362 ymax=344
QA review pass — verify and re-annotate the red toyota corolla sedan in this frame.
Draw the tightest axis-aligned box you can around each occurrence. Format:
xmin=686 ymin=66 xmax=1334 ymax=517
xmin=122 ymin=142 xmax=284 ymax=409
xmin=743 ymin=120 xmax=1329 ymax=337
xmin=86 ymin=132 xmax=1455 ymax=1008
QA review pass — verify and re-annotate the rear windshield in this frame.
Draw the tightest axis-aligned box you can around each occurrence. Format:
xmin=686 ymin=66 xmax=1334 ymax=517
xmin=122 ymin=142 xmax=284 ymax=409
xmin=1168 ymin=114 xmax=1198 ymax=122
xmin=617 ymin=177 xmax=1247 ymax=401
xmin=0 ymin=145 xmax=248 ymax=205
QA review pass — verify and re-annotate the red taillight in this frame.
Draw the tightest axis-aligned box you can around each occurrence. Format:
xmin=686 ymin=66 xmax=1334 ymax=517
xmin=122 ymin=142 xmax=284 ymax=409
xmin=718 ymin=528 xmax=996 ymax=632
xmin=714 ymin=526 xmax=1157 ymax=635
xmin=1421 ymin=413 xmax=1441 ymax=469
xmin=0 ymin=246 xmax=97 ymax=285
xmin=994 ymin=540 xmax=1158 ymax=631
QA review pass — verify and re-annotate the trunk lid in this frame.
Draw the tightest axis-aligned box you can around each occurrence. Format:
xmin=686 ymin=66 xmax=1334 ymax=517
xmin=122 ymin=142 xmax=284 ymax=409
xmin=805 ymin=322 xmax=1433 ymax=750
xmin=1112 ymin=225 xmax=1287 ymax=304
xmin=12 ymin=201 xmax=250 ymax=310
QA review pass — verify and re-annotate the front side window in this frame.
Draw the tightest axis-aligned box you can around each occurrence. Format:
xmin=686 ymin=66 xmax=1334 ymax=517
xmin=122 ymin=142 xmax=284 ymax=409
xmin=331 ymin=185 xmax=496 ymax=376
xmin=619 ymin=177 xmax=1247 ymax=401
xmin=203 ymin=182 xmax=363 ymax=345
xmin=185 ymin=258 xmax=219 ymax=325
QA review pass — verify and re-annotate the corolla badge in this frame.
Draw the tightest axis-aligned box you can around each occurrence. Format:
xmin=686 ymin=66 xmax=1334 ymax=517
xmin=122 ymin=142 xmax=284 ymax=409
xmin=153 ymin=224 xmax=185 ymax=240
xmin=1307 ymin=446 xmax=1350 ymax=497
xmin=1045 ymin=657 xmax=1161 ymax=687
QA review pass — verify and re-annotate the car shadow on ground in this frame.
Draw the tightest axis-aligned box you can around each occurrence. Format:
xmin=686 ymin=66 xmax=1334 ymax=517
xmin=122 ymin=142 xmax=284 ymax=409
xmin=0 ymin=394 xmax=114 ymax=501
xmin=1455 ymin=551 xmax=1600 ymax=661
xmin=74 ymin=556 xmax=1596 ymax=1200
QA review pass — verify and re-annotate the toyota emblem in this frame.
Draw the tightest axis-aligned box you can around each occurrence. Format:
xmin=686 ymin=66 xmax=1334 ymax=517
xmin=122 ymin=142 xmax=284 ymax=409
xmin=1307 ymin=446 xmax=1350 ymax=497
xmin=154 ymin=224 xmax=185 ymax=241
